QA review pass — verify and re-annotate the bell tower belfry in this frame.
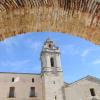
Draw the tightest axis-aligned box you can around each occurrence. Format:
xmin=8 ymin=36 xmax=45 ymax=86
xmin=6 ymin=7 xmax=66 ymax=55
xmin=40 ymin=38 xmax=62 ymax=74
xmin=40 ymin=39 xmax=64 ymax=100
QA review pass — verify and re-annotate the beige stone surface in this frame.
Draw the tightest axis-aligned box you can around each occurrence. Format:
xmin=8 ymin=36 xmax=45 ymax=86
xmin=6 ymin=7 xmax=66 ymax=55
xmin=65 ymin=76 xmax=100 ymax=100
xmin=0 ymin=73 xmax=43 ymax=100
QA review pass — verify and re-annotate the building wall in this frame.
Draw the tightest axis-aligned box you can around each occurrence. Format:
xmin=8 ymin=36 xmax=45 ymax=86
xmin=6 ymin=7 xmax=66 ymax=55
xmin=64 ymin=79 xmax=100 ymax=100
xmin=0 ymin=73 xmax=100 ymax=100
xmin=0 ymin=73 xmax=43 ymax=100
xmin=42 ymin=72 xmax=64 ymax=100
xmin=0 ymin=72 xmax=65 ymax=100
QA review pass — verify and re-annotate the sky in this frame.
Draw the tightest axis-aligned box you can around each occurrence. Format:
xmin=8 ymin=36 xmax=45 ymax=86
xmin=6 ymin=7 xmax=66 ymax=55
xmin=0 ymin=32 xmax=100 ymax=83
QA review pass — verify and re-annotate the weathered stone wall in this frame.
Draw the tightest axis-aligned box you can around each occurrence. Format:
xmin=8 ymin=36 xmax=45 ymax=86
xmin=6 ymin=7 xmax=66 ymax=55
xmin=65 ymin=79 xmax=100 ymax=100
xmin=0 ymin=73 xmax=43 ymax=100
xmin=0 ymin=0 xmax=99 ymax=45
xmin=42 ymin=72 xmax=64 ymax=100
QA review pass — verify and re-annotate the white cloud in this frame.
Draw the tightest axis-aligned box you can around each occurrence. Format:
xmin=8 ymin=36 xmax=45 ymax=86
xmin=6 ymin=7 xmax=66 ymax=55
xmin=2 ymin=38 xmax=18 ymax=47
xmin=81 ymin=49 xmax=90 ymax=57
xmin=92 ymin=59 xmax=100 ymax=65
xmin=1 ymin=38 xmax=18 ymax=54
xmin=61 ymin=44 xmax=80 ymax=56
xmin=0 ymin=60 xmax=31 ymax=67
xmin=0 ymin=59 xmax=40 ymax=73
xmin=2 ymin=38 xmax=42 ymax=52
xmin=31 ymin=42 xmax=41 ymax=49
xmin=25 ymin=39 xmax=42 ymax=50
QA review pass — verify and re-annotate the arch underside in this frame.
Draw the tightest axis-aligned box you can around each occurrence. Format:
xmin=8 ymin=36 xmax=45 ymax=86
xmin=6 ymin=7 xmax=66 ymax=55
xmin=0 ymin=0 xmax=100 ymax=45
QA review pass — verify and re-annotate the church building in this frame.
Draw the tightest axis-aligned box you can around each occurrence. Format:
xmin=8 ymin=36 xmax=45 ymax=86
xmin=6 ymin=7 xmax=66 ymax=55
xmin=0 ymin=39 xmax=100 ymax=100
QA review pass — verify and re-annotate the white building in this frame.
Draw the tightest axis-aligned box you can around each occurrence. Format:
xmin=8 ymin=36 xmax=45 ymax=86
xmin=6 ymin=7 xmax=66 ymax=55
xmin=0 ymin=39 xmax=100 ymax=100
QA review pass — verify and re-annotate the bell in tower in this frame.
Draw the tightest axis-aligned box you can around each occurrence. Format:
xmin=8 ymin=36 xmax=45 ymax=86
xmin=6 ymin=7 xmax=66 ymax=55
xmin=40 ymin=38 xmax=62 ymax=74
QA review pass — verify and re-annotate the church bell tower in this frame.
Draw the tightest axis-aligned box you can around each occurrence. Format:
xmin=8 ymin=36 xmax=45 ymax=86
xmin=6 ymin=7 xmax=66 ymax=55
xmin=40 ymin=39 xmax=64 ymax=100
xmin=40 ymin=38 xmax=62 ymax=74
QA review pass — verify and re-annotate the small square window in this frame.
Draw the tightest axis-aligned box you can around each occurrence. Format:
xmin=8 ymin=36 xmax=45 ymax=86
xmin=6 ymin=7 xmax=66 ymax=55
xmin=30 ymin=87 xmax=36 ymax=97
xmin=90 ymin=88 xmax=96 ymax=96
xmin=9 ymin=87 xmax=15 ymax=98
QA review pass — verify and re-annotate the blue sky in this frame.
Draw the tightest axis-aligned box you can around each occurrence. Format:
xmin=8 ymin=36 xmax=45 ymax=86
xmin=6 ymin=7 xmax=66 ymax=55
xmin=0 ymin=32 xmax=100 ymax=83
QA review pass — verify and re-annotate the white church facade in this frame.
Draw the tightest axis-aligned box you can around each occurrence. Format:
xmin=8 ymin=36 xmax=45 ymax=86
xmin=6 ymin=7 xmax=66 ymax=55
xmin=0 ymin=39 xmax=100 ymax=100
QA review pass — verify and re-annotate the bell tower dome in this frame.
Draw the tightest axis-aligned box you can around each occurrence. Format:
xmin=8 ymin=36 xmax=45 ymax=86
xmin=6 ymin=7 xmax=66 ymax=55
xmin=40 ymin=38 xmax=62 ymax=74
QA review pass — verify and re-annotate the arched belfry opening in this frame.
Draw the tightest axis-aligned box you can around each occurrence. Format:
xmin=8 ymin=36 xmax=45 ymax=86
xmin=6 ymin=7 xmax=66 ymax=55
xmin=50 ymin=57 xmax=54 ymax=67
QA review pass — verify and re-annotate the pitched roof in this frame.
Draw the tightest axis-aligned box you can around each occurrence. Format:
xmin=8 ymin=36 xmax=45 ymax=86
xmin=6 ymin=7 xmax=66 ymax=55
xmin=69 ymin=75 xmax=100 ymax=86
xmin=64 ymin=82 xmax=70 ymax=87
xmin=0 ymin=72 xmax=40 ymax=75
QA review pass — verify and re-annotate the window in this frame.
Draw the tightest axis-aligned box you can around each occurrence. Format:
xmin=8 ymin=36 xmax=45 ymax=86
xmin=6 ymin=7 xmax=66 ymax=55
xmin=53 ymin=81 xmax=55 ymax=84
xmin=90 ymin=88 xmax=96 ymax=96
xmin=50 ymin=57 xmax=54 ymax=67
xmin=30 ymin=87 xmax=36 ymax=97
xmin=9 ymin=87 xmax=15 ymax=98
xmin=12 ymin=78 xmax=15 ymax=82
xmin=32 ymin=78 xmax=34 ymax=83
xmin=55 ymin=96 xmax=57 ymax=100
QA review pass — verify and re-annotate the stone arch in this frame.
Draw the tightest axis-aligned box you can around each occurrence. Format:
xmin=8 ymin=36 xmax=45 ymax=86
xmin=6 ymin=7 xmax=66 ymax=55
xmin=0 ymin=0 xmax=99 ymax=45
